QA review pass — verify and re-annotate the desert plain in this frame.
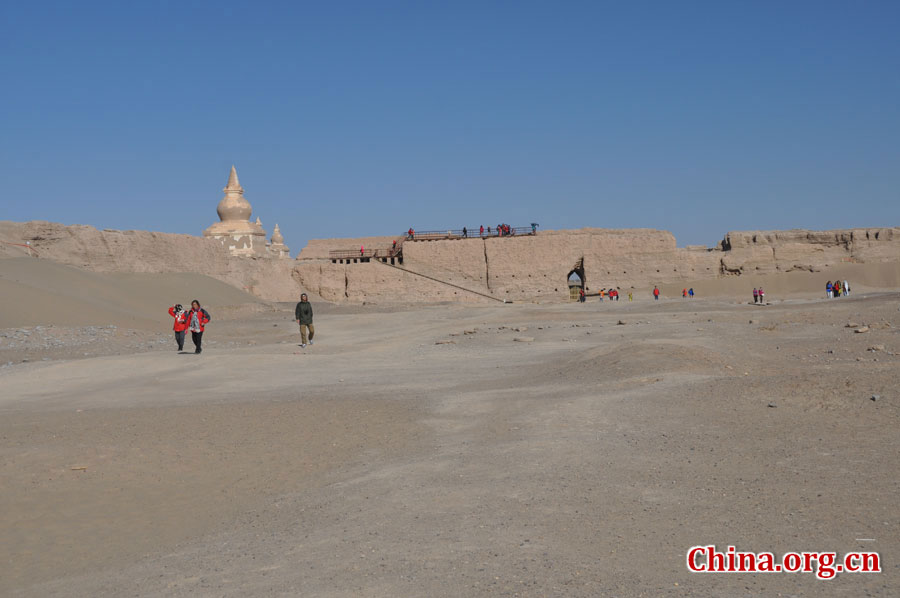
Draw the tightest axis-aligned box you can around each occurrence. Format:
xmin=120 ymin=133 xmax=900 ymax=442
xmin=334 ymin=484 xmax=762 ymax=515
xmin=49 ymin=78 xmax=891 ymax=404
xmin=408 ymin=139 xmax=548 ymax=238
xmin=1 ymin=258 xmax=898 ymax=597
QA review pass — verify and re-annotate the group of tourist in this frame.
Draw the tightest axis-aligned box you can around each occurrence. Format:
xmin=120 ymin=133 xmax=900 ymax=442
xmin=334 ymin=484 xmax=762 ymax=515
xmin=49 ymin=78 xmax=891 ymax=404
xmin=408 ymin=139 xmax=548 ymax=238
xmin=408 ymin=223 xmax=540 ymax=240
xmin=752 ymin=288 xmax=766 ymax=304
xmin=826 ymin=280 xmax=850 ymax=298
xmin=598 ymin=288 xmax=620 ymax=301
xmin=167 ymin=295 xmax=317 ymax=353
xmin=574 ymin=287 xmax=636 ymax=303
xmin=682 ymin=288 xmax=695 ymax=298
xmin=473 ymin=224 xmax=514 ymax=237
xmin=167 ymin=300 xmax=211 ymax=353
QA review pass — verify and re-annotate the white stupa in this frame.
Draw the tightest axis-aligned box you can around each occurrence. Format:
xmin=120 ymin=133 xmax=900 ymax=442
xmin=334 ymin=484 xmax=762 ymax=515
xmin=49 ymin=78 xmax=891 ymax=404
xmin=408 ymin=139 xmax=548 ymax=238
xmin=203 ymin=166 xmax=268 ymax=256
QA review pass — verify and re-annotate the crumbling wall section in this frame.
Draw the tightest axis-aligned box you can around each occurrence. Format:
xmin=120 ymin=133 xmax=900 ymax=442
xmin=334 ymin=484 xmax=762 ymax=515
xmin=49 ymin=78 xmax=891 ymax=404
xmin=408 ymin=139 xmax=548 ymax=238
xmin=0 ymin=221 xmax=304 ymax=302
xmin=293 ymin=226 xmax=900 ymax=303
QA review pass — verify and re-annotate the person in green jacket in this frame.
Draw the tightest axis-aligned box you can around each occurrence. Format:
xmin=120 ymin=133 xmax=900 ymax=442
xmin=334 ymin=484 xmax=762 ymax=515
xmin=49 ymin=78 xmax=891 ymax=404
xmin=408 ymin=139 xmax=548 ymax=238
xmin=295 ymin=293 xmax=314 ymax=347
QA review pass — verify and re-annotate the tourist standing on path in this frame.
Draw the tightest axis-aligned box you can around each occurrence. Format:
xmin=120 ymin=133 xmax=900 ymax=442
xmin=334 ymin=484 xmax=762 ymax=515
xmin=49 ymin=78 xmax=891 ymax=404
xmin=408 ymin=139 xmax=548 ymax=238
xmin=753 ymin=288 xmax=759 ymax=303
xmin=825 ymin=281 xmax=832 ymax=299
xmin=689 ymin=288 xmax=694 ymax=298
xmin=462 ymin=226 xmax=467 ymax=238
xmin=295 ymin=293 xmax=315 ymax=348
xmin=168 ymin=304 xmax=188 ymax=352
xmin=579 ymin=288 xmax=585 ymax=303
xmin=186 ymin=300 xmax=211 ymax=354
xmin=844 ymin=280 xmax=850 ymax=296
xmin=683 ymin=288 xmax=687 ymax=299
xmin=758 ymin=288 xmax=765 ymax=304
xmin=653 ymin=286 xmax=660 ymax=301
xmin=480 ymin=225 xmax=484 ymax=237
xmin=628 ymin=291 xmax=633 ymax=301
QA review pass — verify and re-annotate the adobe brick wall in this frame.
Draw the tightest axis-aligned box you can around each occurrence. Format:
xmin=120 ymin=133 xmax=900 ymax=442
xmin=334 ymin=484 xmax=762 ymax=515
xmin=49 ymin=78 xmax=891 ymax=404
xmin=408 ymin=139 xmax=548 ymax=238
xmin=292 ymin=227 xmax=900 ymax=303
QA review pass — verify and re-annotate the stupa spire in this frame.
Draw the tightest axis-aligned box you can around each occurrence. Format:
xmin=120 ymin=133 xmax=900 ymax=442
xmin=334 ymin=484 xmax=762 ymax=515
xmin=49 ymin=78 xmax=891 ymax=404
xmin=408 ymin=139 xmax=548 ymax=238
xmin=216 ymin=165 xmax=252 ymax=223
xmin=225 ymin=165 xmax=242 ymax=192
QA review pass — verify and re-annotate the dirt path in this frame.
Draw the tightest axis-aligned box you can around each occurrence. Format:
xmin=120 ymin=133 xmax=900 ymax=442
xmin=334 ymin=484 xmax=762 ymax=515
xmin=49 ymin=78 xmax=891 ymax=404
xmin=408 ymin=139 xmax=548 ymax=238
xmin=1 ymin=295 xmax=898 ymax=596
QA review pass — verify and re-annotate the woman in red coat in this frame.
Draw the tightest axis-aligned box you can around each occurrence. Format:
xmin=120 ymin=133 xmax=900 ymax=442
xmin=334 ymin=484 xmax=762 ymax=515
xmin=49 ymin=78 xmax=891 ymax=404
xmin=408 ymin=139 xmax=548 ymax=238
xmin=185 ymin=300 xmax=211 ymax=354
xmin=168 ymin=304 xmax=189 ymax=351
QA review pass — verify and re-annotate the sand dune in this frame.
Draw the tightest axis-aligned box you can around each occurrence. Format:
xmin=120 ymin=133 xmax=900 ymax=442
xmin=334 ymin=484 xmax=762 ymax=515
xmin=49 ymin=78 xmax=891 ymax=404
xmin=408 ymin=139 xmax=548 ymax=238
xmin=0 ymin=258 xmax=261 ymax=329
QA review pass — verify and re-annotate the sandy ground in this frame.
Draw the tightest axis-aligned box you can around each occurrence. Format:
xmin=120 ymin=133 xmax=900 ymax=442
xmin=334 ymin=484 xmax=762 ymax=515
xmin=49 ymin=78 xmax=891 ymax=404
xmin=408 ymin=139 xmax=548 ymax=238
xmin=1 ymin=292 xmax=898 ymax=597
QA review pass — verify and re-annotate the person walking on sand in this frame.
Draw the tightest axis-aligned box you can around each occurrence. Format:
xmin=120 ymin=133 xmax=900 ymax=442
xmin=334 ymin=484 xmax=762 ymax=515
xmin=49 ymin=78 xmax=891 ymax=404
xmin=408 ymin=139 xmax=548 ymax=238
xmin=825 ymin=281 xmax=832 ymax=299
xmin=295 ymin=293 xmax=315 ymax=348
xmin=168 ymin=303 xmax=188 ymax=352
xmin=480 ymin=225 xmax=484 ymax=237
xmin=758 ymin=287 xmax=765 ymax=304
xmin=186 ymin=300 xmax=211 ymax=354
xmin=689 ymin=287 xmax=694 ymax=299
xmin=462 ymin=226 xmax=467 ymax=238
xmin=844 ymin=280 xmax=850 ymax=296
xmin=753 ymin=288 xmax=759 ymax=304
xmin=653 ymin=286 xmax=660 ymax=301
xmin=683 ymin=288 xmax=687 ymax=299
xmin=628 ymin=291 xmax=633 ymax=302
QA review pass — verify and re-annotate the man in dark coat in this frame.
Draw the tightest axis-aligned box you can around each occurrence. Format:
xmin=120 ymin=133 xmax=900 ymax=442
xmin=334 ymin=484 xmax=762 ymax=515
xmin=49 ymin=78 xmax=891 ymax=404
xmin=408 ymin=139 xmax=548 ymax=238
xmin=295 ymin=293 xmax=314 ymax=347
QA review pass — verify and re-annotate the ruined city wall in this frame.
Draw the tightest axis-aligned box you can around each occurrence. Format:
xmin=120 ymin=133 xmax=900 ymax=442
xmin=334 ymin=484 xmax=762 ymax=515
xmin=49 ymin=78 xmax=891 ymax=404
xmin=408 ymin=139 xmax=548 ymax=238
xmin=0 ymin=221 xmax=304 ymax=302
xmin=293 ymin=227 xmax=900 ymax=303
xmin=3 ymin=221 xmax=898 ymax=304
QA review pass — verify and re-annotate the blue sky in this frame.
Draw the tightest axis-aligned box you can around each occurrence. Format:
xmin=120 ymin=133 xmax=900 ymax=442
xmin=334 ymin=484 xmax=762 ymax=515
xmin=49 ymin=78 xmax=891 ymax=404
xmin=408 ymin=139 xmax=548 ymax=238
xmin=1 ymin=1 xmax=898 ymax=250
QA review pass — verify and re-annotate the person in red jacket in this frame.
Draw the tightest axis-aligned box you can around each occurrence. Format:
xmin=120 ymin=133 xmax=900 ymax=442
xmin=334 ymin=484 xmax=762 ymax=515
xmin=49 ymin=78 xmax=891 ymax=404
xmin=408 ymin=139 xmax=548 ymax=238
xmin=186 ymin=300 xmax=211 ymax=354
xmin=168 ymin=304 xmax=189 ymax=351
xmin=653 ymin=286 xmax=660 ymax=300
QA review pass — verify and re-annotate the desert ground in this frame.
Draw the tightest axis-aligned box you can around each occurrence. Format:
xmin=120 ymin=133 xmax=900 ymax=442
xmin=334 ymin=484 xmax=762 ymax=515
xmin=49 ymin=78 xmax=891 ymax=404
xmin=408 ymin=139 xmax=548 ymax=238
xmin=1 ymin=263 xmax=898 ymax=596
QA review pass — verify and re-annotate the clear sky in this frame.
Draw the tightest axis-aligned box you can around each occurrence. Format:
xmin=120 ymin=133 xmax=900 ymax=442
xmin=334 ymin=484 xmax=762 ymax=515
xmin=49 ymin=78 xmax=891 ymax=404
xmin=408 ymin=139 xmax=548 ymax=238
xmin=1 ymin=1 xmax=898 ymax=250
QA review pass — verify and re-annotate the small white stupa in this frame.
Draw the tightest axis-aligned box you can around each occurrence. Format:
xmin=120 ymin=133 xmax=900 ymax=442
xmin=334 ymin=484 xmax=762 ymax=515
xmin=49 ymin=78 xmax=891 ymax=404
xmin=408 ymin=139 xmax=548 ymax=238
xmin=269 ymin=223 xmax=290 ymax=258
xmin=203 ymin=166 xmax=268 ymax=256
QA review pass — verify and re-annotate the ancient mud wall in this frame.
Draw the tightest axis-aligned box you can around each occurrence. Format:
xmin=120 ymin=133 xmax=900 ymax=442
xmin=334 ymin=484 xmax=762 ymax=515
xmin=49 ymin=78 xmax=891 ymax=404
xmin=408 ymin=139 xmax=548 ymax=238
xmin=0 ymin=221 xmax=303 ymax=302
xmin=4 ymin=221 xmax=897 ymax=304
xmin=293 ymin=227 xmax=900 ymax=303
